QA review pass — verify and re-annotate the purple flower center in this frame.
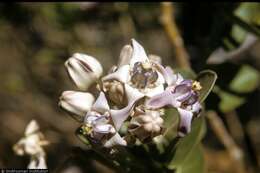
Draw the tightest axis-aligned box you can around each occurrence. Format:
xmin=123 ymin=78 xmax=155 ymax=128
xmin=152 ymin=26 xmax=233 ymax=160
xmin=130 ymin=62 xmax=158 ymax=89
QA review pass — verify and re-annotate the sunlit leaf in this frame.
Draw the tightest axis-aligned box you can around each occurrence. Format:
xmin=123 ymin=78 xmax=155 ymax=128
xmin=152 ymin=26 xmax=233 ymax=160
xmin=231 ymin=24 xmax=247 ymax=44
xmin=196 ymin=70 xmax=218 ymax=103
xmin=235 ymin=3 xmax=260 ymax=26
xmin=175 ymin=144 xmax=205 ymax=173
xmin=218 ymin=90 xmax=245 ymax=113
xmin=229 ymin=65 xmax=260 ymax=93
xmin=167 ymin=116 xmax=206 ymax=169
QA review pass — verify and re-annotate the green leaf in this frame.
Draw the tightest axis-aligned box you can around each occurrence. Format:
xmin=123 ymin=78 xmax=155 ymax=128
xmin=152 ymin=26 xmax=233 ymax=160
xmin=167 ymin=116 xmax=206 ymax=169
xmin=235 ymin=3 xmax=260 ymax=26
xmin=175 ymin=144 xmax=205 ymax=173
xmin=196 ymin=70 xmax=218 ymax=103
xmin=218 ymin=90 xmax=246 ymax=113
xmin=229 ymin=65 xmax=260 ymax=93
xmin=231 ymin=24 xmax=248 ymax=44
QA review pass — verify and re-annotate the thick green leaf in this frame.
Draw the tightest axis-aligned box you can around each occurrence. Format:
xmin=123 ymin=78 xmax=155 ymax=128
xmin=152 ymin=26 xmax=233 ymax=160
xmin=167 ymin=116 xmax=206 ymax=170
xmin=196 ymin=70 xmax=218 ymax=103
xmin=175 ymin=144 xmax=205 ymax=173
xmin=162 ymin=108 xmax=179 ymax=128
xmin=218 ymin=90 xmax=246 ymax=113
xmin=229 ymin=65 xmax=260 ymax=93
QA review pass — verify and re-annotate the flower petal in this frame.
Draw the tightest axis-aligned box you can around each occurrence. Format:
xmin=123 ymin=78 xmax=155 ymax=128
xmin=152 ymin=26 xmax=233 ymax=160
xmin=104 ymin=133 xmax=127 ymax=148
xmin=84 ymin=113 xmax=99 ymax=124
xmin=177 ymin=108 xmax=193 ymax=137
xmin=37 ymin=155 xmax=47 ymax=169
xmin=118 ymin=44 xmax=133 ymax=67
xmin=148 ymin=54 xmax=162 ymax=64
xmin=28 ymin=155 xmax=47 ymax=169
xmin=94 ymin=124 xmax=115 ymax=134
xmin=145 ymin=84 xmax=165 ymax=98
xmin=124 ymin=84 xmax=144 ymax=104
xmin=192 ymin=101 xmax=202 ymax=116
xmin=25 ymin=120 xmax=39 ymax=136
xmin=102 ymin=65 xmax=130 ymax=83
xmin=92 ymin=92 xmax=110 ymax=113
xmin=129 ymin=39 xmax=149 ymax=67
xmin=110 ymin=102 xmax=134 ymax=131
xmin=146 ymin=89 xmax=174 ymax=109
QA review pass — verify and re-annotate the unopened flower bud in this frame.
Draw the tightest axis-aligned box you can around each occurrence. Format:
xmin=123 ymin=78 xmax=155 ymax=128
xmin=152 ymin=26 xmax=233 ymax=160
xmin=59 ymin=91 xmax=95 ymax=122
xmin=128 ymin=110 xmax=164 ymax=142
xmin=65 ymin=53 xmax=103 ymax=90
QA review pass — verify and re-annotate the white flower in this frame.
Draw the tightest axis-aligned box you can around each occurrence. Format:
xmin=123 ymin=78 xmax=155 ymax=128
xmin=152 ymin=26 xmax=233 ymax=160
xmin=59 ymin=91 xmax=95 ymax=122
xmin=102 ymin=39 xmax=165 ymax=105
xmin=82 ymin=92 xmax=132 ymax=147
xmin=13 ymin=120 xmax=49 ymax=169
xmin=65 ymin=53 xmax=103 ymax=90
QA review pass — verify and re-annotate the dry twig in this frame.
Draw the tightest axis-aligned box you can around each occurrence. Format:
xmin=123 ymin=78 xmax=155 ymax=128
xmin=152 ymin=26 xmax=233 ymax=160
xmin=207 ymin=110 xmax=247 ymax=173
xmin=225 ymin=110 xmax=245 ymax=145
xmin=160 ymin=2 xmax=190 ymax=69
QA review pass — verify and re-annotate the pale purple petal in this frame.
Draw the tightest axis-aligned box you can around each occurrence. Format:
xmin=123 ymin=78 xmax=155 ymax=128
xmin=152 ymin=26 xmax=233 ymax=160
xmin=177 ymin=108 xmax=193 ymax=137
xmin=129 ymin=39 xmax=149 ymax=67
xmin=94 ymin=124 xmax=115 ymax=134
xmin=145 ymin=83 xmax=165 ymax=98
xmin=192 ymin=101 xmax=202 ymax=116
xmin=104 ymin=133 xmax=127 ymax=148
xmin=164 ymin=66 xmax=178 ymax=85
xmin=155 ymin=63 xmax=177 ymax=86
xmin=92 ymin=92 xmax=109 ymax=113
xmin=84 ymin=114 xmax=99 ymax=124
xmin=174 ymin=82 xmax=191 ymax=94
xmin=146 ymin=89 xmax=174 ymax=109
xmin=102 ymin=65 xmax=130 ymax=83
xmin=184 ymin=92 xmax=198 ymax=106
xmin=124 ymin=84 xmax=144 ymax=104
xmin=175 ymin=73 xmax=184 ymax=85
xmin=176 ymin=91 xmax=192 ymax=103
xmin=110 ymin=103 xmax=134 ymax=131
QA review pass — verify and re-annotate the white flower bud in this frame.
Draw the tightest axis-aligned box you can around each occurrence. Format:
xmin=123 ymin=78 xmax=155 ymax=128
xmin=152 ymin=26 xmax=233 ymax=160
xmin=128 ymin=110 xmax=164 ymax=142
xmin=59 ymin=91 xmax=95 ymax=122
xmin=65 ymin=53 xmax=103 ymax=90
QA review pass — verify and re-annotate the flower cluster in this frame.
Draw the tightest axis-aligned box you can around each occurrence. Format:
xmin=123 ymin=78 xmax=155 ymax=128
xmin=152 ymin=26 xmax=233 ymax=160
xmin=59 ymin=39 xmax=202 ymax=148
xmin=13 ymin=120 xmax=49 ymax=169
